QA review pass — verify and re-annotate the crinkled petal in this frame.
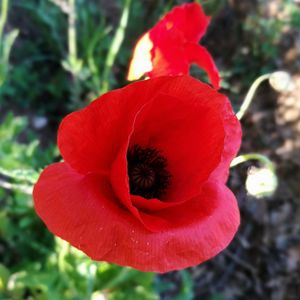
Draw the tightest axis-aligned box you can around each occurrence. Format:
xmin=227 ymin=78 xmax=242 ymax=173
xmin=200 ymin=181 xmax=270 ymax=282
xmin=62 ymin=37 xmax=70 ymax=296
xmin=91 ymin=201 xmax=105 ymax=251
xmin=33 ymin=162 xmax=240 ymax=273
xmin=130 ymin=91 xmax=224 ymax=202
xmin=209 ymin=101 xmax=242 ymax=182
xmin=160 ymin=2 xmax=210 ymax=43
xmin=57 ymin=78 xmax=169 ymax=174
xmin=127 ymin=33 xmax=153 ymax=81
xmin=149 ymin=28 xmax=189 ymax=78
xmin=110 ymin=132 xmax=184 ymax=232
xmin=111 ymin=77 xmax=228 ymax=206
xmin=127 ymin=3 xmax=216 ymax=83
xmin=110 ymin=77 xmax=239 ymax=233
xmin=186 ymin=43 xmax=220 ymax=89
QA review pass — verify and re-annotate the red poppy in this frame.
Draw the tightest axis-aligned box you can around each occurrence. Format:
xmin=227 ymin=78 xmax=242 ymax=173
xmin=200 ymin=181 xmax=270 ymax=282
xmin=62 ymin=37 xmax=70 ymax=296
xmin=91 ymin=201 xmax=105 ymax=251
xmin=127 ymin=3 xmax=220 ymax=89
xmin=33 ymin=76 xmax=241 ymax=272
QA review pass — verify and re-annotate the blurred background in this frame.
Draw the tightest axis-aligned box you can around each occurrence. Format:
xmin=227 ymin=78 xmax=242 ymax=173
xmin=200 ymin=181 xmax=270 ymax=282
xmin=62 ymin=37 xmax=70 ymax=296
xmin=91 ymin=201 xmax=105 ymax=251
xmin=0 ymin=0 xmax=300 ymax=299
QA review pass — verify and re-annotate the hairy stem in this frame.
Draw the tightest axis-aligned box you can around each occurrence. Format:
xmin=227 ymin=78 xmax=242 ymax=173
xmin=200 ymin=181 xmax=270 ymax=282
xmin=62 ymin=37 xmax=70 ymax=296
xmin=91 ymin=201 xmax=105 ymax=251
xmin=68 ymin=0 xmax=80 ymax=105
xmin=236 ymin=74 xmax=271 ymax=120
xmin=100 ymin=0 xmax=132 ymax=95
xmin=68 ymin=0 xmax=77 ymax=61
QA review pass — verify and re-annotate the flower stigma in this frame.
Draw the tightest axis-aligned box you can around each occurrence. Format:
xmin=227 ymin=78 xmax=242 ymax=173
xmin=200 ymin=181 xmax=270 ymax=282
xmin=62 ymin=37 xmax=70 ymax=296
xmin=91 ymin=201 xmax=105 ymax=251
xmin=127 ymin=144 xmax=171 ymax=199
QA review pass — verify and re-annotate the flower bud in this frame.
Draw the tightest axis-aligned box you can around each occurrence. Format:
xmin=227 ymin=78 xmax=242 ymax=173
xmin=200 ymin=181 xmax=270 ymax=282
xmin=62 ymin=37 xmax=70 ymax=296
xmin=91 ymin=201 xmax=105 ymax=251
xmin=246 ymin=166 xmax=278 ymax=198
xmin=269 ymin=71 xmax=293 ymax=92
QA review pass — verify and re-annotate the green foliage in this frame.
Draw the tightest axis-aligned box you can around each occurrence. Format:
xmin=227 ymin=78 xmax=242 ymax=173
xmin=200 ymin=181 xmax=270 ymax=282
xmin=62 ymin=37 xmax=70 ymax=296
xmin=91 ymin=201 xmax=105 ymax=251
xmin=0 ymin=242 xmax=157 ymax=299
xmin=0 ymin=0 xmax=69 ymax=113
xmin=286 ymin=1 xmax=300 ymax=28
xmin=0 ymin=112 xmax=55 ymax=170
xmin=203 ymin=0 xmax=300 ymax=113
xmin=244 ymin=16 xmax=283 ymax=61
xmin=0 ymin=111 xmax=158 ymax=299
xmin=0 ymin=238 xmax=157 ymax=299
xmin=175 ymin=270 xmax=194 ymax=300
xmin=0 ymin=112 xmax=56 ymax=271
xmin=0 ymin=28 xmax=18 ymax=85
xmin=0 ymin=0 xmax=18 ymax=86
xmin=212 ymin=294 xmax=225 ymax=300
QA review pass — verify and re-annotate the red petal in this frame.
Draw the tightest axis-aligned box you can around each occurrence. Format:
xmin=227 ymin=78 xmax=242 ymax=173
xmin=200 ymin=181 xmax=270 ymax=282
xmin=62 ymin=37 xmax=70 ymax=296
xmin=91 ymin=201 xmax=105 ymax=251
xmin=109 ymin=132 xmax=210 ymax=233
xmin=160 ymin=3 xmax=210 ymax=43
xmin=127 ymin=3 xmax=212 ymax=81
xmin=58 ymin=79 xmax=168 ymax=174
xmin=149 ymin=29 xmax=189 ymax=78
xmin=33 ymin=162 xmax=239 ymax=272
xmin=110 ymin=77 xmax=236 ymax=233
xmin=33 ymin=162 xmax=134 ymax=262
xmin=130 ymin=78 xmax=225 ymax=202
xmin=111 ymin=76 xmax=239 ymax=231
xmin=186 ymin=43 xmax=221 ymax=89
xmin=127 ymin=33 xmax=153 ymax=81
xmin=110 ymin=135 xmax=181 ymax=232
xmin=131 ymin=195 xmax=183 ymax=211
xmin=210 ymin=101 xmax=242 ymax=182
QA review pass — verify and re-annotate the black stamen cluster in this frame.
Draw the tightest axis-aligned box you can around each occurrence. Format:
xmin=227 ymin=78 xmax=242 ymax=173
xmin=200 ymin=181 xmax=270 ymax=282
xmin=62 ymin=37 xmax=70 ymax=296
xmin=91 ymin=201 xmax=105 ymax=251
xmin=127 ymin=144 xmax=171 ymax=199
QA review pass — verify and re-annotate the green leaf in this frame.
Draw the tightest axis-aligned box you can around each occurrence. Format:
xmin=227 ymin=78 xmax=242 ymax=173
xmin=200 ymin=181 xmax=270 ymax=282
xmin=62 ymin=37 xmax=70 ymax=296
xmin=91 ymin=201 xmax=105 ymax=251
xmin=0 ymin=264 xmax=10 ymax=291
xmin=0 ymin=166 xmax=39 ymax=184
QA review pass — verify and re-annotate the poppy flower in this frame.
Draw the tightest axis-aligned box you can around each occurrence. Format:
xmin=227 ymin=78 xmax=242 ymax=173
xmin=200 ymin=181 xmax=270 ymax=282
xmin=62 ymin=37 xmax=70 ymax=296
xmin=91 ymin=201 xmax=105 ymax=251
xmin=33 ymin=75 xmax=241 ymax=273
xmin=127 ymin=3 xmax=220 ymax=89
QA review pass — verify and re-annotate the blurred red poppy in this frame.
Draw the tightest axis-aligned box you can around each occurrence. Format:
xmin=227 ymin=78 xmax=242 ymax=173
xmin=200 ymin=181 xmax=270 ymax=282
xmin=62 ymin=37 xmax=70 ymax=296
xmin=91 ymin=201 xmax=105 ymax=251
xmin=33 ymin=76 xmax=241 ymax=272
xmin=127 ymin=3 xmax=220 ymax=89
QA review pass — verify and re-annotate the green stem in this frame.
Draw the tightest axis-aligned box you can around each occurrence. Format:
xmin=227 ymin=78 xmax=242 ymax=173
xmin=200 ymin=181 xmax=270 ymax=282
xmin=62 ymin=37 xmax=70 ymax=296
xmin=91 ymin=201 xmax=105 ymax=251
xmin=230 ymin=153 xmax=275 ymax=172
xmin=100 ymin=0 xmax=132 ymax=95
xmin=0 ymin=0 xmax=8 ymax=40
xmin=56 ymin=240 xmax=78 ymax=294
xmin=68 ymin=0 xmax=80 ymax=105
xmin=86 ymin=263 xmax=97 ymax=299
xmin=236 ymin=74 xmax=271 ymax=120
xmin=58 ymin=240 xmax=70 ymax=273
xmin=0 ymin=179 xmax=33 ymax=195
xmin=68 ymin=0 xmax=77 ymax=62
xmin=103 ymin=268 xmax=133 ymax=290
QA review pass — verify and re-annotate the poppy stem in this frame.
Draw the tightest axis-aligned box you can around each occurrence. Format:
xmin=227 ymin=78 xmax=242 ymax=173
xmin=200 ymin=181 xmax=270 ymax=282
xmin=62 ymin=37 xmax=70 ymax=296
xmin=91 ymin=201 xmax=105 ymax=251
xmin=68 ymin=0 xmax=77 ymax=62
xmin=230 ymin=153 xmax=275 ymax=172
xmin=0 ymin=0 xmax=19 ymax=86
xmin=0 ymin=0 xmax=8 ymax=40
xmin=100 ymin=0 xmax=132 ymax=95
xmin=58 ymin=239 xmax=70 ymax=273
xmin=236 ymin=74 xmax=271 ymax=120
xmin=66 ymin=0 xmax=82 ymax=106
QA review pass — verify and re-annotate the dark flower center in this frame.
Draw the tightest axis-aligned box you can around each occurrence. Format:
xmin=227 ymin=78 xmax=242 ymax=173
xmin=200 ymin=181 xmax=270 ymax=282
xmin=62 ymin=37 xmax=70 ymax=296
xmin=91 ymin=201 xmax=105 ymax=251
xmin=127 ymin=144 xmax=171 ymax=199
